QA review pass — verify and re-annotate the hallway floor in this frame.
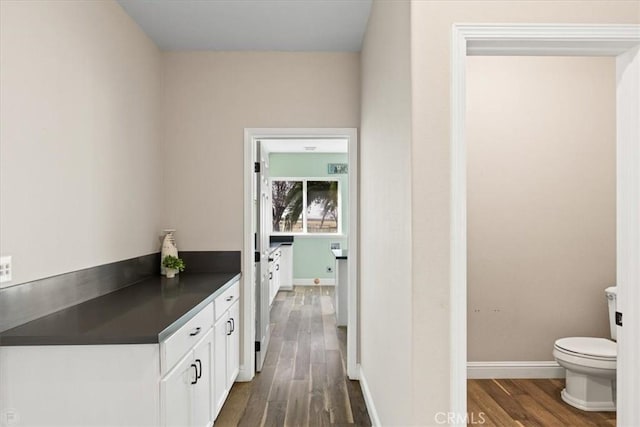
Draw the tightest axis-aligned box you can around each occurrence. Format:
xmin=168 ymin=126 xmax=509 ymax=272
xmin=216 ymin=286 xmax=371 ymax=426
xmin=468 ymin=378 xmax=616 ymax=426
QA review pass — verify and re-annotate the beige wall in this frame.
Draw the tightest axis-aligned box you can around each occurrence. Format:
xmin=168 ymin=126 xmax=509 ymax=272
xmin=161 ymin=52 xmax=360 ymax=250
xmin=467 ymin=56 xmax=616 ymax=361
xmin=0 ymin=0 xmax=162 ymax=286
xmin=409 ymin=0 xmax=639 ymax=423
xmin=360 ymin=0 xmax=413 ymax=425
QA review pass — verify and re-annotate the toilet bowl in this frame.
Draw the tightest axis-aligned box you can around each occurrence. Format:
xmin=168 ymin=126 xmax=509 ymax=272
xmin=553 ymin=287 xmax=617 ymax=412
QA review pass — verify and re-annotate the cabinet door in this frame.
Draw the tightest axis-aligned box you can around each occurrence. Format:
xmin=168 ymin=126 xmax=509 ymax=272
xmin=227 ymin=300 xmax=240 ymax=388
xmin=193 ymin=329 xmax=213 ymax=427
xmin=268 ymin=265 xmax=275 ymax=305
xmin=161 ymin=351 xmax=195 ymax=427
xmin=213 ymin=315 xmax=229 ymax=418
xmin=280 ymin=245 xmax=293 ymax=290
xmin=274 ymin=261 xmax=281 ymax=294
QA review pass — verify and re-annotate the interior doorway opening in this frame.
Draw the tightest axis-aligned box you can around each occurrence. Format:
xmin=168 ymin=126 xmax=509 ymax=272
xmin=451 ymin=25 xmax=640 ymax=426
xmin=242 ymin=128 xmax=359 ymax=383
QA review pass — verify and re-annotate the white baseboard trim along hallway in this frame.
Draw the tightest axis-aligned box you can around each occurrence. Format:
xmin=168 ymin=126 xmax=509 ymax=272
xmin=467 ymin=361 xmax=565 ymax=379
xmin=293 ymin=278 xmax=336 ymax=286
xmin=358 ymin=366 xmax=381 ymax=427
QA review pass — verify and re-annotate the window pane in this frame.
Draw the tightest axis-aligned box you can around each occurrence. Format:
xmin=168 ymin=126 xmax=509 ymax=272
xmin=272 ymin=181 xmax=303 ymax=232
xmin=306 ymin=181 xmax=338 ymax=233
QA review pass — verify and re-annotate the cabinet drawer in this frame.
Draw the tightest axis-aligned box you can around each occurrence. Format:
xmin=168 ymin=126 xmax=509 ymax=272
xmin=215 ymin=281 xmax=240 ymax=320
xmin=161 ymin=302 xmax=213 ymax=375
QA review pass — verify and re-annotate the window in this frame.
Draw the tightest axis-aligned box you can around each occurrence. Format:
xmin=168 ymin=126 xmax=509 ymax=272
xmin=271 ymin=178 xmax=340 ymax=234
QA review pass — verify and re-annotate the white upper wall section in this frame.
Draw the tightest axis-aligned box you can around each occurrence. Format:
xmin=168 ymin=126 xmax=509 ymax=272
xmin=116 ymin=0 xmax=372 ymax=51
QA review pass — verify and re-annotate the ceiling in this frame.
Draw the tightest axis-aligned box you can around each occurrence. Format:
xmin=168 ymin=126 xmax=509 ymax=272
xmin=261 ymin=138 xmax=348 ymax=153
xmin=117 ymin=0 xmax=372 ymax=52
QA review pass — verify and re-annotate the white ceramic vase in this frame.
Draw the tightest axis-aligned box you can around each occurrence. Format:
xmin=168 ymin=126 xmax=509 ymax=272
xmin=161 ymin=229 xmax=179 ymax=276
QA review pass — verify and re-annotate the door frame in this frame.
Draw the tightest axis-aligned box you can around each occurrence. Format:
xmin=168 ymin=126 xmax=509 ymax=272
xmin=241 ymin=127 xmax=359 ymax=381
xmin=450 ymin=24 xmax=640 ymax=425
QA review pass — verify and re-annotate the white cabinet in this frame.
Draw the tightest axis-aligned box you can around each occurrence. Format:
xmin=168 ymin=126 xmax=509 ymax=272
xmin=279 ymin=244 xmax=294 ymax=290
xmin=161 ymin=328 xmax=213 ymax=427
xmin=213 ymin=282 xmax=240 ymax=419
xmin=268 ymin=261 xmax=274 ymax=305
xmin=268 ymin=248 xmax=281 ymax=305
xmin=161 ymin=303 xmax=214 ymax=427
xmin=0 ymin=278 xmax=240 ymax=427
xmin=161 ymin=352 xmax=192 ymax=427
xmin=335 ymin=259 xmax=348 ymax=327
xmin=227 ymin=300 xmax=240 ymax=385
xmin=192 ymin=330 xmax=213 ymax=427
xmin=213 ymin=314 xmax=229 ymax=415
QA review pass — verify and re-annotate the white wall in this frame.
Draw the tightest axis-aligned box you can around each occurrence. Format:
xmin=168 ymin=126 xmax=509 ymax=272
xmin=0 ymin=0 xmax=162 ymax=286
xmin=161 ymin=52 xmax=360 ymax=251
xmin=409 ymin=0 xmax=639 ymax=423
xmin=467 ymin=56 xmax=616 ymax=361
xmin=359 ymin=1 xmax=413 ymax=424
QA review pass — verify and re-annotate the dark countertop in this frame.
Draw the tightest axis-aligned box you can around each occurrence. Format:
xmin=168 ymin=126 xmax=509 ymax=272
xmin=0 ymin=273 xmax=240 ymax=346
xmin=331 ymin=249 xmax=348 ymax=260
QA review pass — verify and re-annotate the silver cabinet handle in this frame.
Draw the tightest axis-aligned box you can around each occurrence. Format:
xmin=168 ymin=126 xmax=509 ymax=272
xmin=189 ymin=327 xmax=201 ymax=337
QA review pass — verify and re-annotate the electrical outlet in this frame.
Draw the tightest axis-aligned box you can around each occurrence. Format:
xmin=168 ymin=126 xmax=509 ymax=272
xmin=330 ymin=242 xmax=341 ymax=250
xmin=326 ymin=266 xmax=334 ymax=273
xmin=2 ymin=409 xmax=19 ymax=425
xmin=0 ymin=256 xmax=12 ymax=284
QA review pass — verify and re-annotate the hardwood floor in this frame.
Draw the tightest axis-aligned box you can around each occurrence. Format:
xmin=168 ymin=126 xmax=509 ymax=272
xmin=216 ymin=286 xmax=371 ymax=427
xmin=468 ymin=379 xmax=617 ymax=426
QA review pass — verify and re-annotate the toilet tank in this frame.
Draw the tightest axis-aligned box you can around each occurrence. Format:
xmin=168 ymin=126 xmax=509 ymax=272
xmin=605 ymin=286 xmax=617 ymax=341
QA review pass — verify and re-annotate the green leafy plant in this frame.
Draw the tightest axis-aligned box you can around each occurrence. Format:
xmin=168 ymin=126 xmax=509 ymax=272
xmin=162 ymin=255 xmax=185 ymax=272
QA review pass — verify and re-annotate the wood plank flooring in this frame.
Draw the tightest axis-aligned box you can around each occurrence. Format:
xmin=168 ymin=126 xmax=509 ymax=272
xmin=216 ymin=286 xmax=371 ymax=427
xmin=468 ymin=379 xmax=617 ymax=426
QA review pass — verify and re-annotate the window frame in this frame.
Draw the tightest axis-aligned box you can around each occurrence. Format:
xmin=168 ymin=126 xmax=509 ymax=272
xmin=269 ymin=177 xmax=342 ymax=236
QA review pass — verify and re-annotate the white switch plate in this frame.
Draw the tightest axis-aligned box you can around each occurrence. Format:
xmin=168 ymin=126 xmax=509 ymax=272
xmin=0 ymin=256 xmax=12 ymax=284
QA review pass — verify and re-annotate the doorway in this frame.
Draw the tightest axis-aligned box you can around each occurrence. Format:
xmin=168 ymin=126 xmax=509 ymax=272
xmin=450 ymin=25 xmax=640 ymax=426
xmin=241 ymin=128 xmax=359 ymax=383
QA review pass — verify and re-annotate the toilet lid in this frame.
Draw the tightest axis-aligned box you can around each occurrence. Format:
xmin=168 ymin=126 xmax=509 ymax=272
xmin=555 ymin=337 xmax=616 ymax=359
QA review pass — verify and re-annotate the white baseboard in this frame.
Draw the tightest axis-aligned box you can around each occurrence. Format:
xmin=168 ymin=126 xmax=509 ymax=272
xmin=237 ymin=366 xmax=253 ymax=382
xmin=358 ymin=365 xmax=381 ymax=427
xmin=293 ymin=278 xmax=335 ymax=286
xmin=467 ymin=361 xmax=565 ymax=379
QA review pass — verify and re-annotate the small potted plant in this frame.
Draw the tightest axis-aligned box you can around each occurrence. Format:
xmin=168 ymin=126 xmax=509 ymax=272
xmin=162 ymin=255 xmax=185 ymax=278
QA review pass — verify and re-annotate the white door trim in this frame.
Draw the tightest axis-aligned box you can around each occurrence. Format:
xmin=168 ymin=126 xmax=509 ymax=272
xmin=242 ymin=128 xmax=359 ymax=382
xmin=451 ymin=24 xmax=640 ymax=426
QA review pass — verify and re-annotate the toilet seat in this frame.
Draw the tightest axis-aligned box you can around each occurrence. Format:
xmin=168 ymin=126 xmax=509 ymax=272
xmin=554 ymin=337 xmax=616 ymax=371
xmin=554 ymin=337 xmax=616 ymax=360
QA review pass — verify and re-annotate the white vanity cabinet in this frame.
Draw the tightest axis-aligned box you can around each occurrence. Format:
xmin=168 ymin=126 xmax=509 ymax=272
xmin=213 ymin=281 xmax=240 ymax=419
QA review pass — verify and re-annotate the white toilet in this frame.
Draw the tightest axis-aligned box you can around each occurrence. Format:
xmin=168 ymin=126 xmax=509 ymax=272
xmin=553 ymin=286 xmax=617 ymax=411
